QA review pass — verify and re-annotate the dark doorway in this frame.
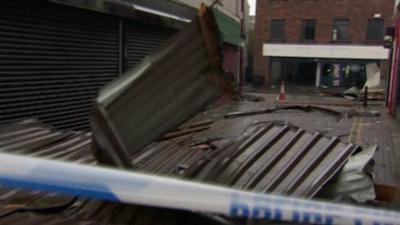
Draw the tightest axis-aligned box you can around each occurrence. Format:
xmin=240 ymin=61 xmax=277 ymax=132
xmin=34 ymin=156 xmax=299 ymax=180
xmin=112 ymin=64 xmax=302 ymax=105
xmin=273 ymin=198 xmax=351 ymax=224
xmin=295 ymin=62 xmax=317 ymax=85
xmin=269 ymin=59 xmax=316 ymax=86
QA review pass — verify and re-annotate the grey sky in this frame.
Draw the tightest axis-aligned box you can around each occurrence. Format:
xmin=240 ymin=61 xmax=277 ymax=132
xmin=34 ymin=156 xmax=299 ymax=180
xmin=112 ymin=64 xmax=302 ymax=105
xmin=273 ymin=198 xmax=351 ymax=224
xmin=249 ymin=0 xmax=256 ymax=15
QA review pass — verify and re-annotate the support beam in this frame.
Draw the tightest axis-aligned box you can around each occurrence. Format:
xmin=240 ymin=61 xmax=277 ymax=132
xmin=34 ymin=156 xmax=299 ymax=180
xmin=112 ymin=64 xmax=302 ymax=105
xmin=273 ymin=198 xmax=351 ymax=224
xmin=316 ymin=62 xmax=321 ymax=87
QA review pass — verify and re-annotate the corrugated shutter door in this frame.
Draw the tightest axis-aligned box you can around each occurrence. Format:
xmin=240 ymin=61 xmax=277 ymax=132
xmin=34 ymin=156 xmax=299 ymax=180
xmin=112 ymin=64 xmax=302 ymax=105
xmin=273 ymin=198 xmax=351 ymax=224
xmin=125 ymin=22 xmax=176 ymax=69
xmin=0 ymin=0 xmax=119 ymax=131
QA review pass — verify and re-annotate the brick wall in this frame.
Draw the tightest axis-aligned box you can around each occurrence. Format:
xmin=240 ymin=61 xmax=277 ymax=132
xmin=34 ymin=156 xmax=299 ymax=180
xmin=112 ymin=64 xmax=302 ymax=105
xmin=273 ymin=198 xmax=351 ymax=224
xmin=253 ymin=0 xmax=394 ymax=84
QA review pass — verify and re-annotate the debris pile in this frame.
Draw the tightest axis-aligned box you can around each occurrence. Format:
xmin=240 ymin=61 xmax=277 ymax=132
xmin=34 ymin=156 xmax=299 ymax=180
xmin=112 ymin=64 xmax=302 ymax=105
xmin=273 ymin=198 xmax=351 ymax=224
xmin=91 ymin=6 xmax=234 ymax=168
xmin=0 ymin=4 xmax=395 ymax=225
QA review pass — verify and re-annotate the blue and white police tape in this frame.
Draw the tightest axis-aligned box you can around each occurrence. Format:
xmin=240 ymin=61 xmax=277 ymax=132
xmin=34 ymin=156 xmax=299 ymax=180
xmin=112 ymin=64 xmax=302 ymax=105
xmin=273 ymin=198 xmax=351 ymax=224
xmin=0 ymin=152 xmax=398 ymax=225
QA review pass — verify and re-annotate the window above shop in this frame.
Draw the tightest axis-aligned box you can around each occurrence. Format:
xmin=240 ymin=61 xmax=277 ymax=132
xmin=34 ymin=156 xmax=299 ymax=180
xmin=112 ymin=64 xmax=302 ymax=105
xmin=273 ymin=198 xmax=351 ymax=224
xmin=301 ymin=20 xmax=316 ymax=41
xmin=367 ymin=19 xmax=384 ymax=41
xmin=270 ymin=19 xmax=285 ymax=41
xmin=333 ymin=19 xmax=349 ymax=42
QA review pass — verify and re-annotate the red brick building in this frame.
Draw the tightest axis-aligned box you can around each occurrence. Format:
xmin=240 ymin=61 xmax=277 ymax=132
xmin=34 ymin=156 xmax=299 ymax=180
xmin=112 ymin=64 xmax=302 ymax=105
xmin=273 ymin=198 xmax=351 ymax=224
xmin=253 ymin=0 xmax=394 ymax=87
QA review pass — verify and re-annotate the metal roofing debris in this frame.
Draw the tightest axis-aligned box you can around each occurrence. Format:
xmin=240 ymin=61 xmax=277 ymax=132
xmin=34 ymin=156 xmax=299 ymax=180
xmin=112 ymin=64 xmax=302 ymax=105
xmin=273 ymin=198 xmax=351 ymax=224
xmin=225 ymin=105 xmax=343 ymax=119
xmin=159 ymin=119 xmax=214 ymax=141
xmin=364 ymin=63 xmax=381 ymax=90
xmin=0 ymin=116 xmax=361 ymax=224
xmin=347 ymin=110 xmax=381 ymax=118
xmin=0 ymin=120 xmax=222 ymax=225
xmin=1 ymin=153 xmax=400 ymax=225
xmin=225 ymin=105 xmax=381 ymax=120
xmin=323 ymin=88 xmax=385 ymax=102
xmin=91 ymin=6 xmax=234 ymax=168
xmin=322 ymin=90 xmax=359 ymax=100
xmin=0 ymin=120 xmax=93 ymax=163
xmin=2 ymin=119 xmax=358 ymax=198
xmin=319 ymin=145 xmax=377 ymax=203
xmin=194 ymin=121 xmax=359 ymax=198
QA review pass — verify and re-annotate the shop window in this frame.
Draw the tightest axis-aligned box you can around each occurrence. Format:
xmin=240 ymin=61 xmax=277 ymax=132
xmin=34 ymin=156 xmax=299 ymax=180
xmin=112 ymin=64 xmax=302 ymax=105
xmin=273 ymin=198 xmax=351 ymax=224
xmin=321 ymin=63 xmax=366 ymax=88
xmin=270 ymin=19 xmax=285 ymax=41
xmin=333 ymin=19 xmax=349 ymax=41
xmin=301 ymin=20 xmax=316 ymax=41
xmin=367 ymin=19 xmax=384 ymax=41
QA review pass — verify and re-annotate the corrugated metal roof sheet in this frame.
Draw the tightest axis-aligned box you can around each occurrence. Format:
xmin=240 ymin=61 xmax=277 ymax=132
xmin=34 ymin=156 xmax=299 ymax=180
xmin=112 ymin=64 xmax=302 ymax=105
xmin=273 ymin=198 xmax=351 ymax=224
xmin=0 ymin=118 xmax=359 ymax=225
xmin=0 ymin=120 xmax=94 ymax=163
xmin=91 ymin=7 xmax=234 ymax=168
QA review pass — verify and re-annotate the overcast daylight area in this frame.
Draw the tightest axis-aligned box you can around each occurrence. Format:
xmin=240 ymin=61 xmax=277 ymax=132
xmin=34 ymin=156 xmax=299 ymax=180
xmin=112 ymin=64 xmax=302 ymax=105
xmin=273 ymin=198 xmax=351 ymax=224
xmin=249 ymin=0 xmax=256 ymax=15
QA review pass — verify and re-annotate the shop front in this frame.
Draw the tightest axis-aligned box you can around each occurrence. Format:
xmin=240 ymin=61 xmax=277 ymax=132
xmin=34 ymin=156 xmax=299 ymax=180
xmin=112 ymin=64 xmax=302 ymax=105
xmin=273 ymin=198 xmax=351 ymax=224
xmin=269 ymin=57 xmax=378 ymax=89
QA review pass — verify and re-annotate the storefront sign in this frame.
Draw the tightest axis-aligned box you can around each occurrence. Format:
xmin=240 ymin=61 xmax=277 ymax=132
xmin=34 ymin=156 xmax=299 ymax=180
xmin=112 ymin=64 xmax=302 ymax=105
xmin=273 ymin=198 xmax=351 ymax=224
xmin=263 ymin=44 xmax=389 ymax=60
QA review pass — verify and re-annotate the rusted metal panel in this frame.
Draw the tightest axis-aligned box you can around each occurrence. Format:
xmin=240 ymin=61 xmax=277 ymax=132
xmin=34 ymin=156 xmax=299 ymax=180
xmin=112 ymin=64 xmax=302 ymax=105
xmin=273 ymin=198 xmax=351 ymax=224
xmin=91 ymin=7 xmax=233 ymax=168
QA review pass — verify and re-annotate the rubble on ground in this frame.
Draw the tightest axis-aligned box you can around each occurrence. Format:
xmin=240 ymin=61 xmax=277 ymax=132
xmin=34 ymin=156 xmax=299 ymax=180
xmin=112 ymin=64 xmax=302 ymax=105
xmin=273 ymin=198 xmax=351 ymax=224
xmin=0 ymin=4 xmax=398 ymax=225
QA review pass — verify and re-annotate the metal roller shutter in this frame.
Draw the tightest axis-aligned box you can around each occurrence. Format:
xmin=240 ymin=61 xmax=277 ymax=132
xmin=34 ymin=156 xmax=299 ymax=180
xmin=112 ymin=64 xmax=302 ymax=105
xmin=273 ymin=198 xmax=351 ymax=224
xmin=0 ymin=0 xmax=119 ymax=131
xmin=125 ymin=22 xmax=176 ymax=70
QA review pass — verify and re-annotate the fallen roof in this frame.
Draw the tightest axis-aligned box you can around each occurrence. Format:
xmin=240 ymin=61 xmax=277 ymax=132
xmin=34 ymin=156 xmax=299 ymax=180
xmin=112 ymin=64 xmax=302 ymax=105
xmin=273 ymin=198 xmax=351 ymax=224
xmin=0 ymin=117 xmax=359 ymax=224
xmin=0 ymin=120 xmax=218 ymax=225
xmin=91 ymin=6 xmax=234 ymax=168
xmin=318 ymin=145 xmax=377 ymax=203
xmin=0 ymin=119 xmax=93 ymax=163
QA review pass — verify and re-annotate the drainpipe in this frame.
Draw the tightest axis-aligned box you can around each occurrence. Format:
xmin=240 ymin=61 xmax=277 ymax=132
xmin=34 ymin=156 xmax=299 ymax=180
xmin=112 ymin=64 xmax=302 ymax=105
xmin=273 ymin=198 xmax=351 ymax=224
xmin=386 ymin=45 xmax=393 ymax=107
xmin=239 ymin=0 xmax=245 ymax=94
xmin=388 ymin=19 xmax=400 ymax=116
